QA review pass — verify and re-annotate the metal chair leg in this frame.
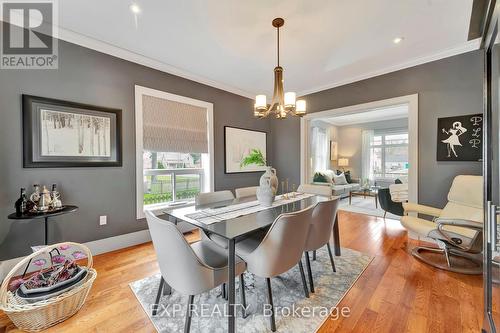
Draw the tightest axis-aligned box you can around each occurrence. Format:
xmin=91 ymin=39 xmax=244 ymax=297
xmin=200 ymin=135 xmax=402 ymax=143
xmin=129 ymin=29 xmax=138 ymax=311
xmin=266 ymin=278 xmax=276 ymax=332
xmin=313 ymin=250 xmax=317 ymax=261
xmin=222 ymin=283 xmax=227 ymax=300
xmin=298 ymin=260 xmax=310 ymax=298
xmin=326 ymin=243 xmax=337 ymax=272
xmin=184 ymin=295 xmax=194 ymax=333
xmin=163 ymin=280 xmax=172 ymax=296
xmin=239 ymin=274 xmax=247 ymax=318
xmin=152 ymin=277 xmax=165 ymax=315
xmin=383 ymin=211 xmax=387 ymax=219
xmin=304 ymin=252 xmax=314 ymax=293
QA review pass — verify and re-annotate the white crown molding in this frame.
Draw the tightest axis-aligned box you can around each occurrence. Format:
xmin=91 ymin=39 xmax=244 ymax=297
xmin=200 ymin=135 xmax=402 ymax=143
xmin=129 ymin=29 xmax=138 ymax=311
xmin=297 ymin=38 xmax=482 ymax=97
xmin=57 ymin=27 xmax=256 ymax=99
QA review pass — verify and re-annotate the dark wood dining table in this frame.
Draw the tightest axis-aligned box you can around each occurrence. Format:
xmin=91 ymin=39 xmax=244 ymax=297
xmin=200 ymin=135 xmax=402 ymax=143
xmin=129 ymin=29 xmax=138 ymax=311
xmin=161 ymin=194 xmax=341 ymax=333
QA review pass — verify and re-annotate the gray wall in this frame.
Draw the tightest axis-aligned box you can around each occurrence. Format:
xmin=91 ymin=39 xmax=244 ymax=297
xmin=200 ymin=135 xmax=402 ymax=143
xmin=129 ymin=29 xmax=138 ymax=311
xmin=334 ymin=118 xmax=408 ymax=178
xmin=0 ymin=36 xmax=270 ymax=260
xmin=272 ymin=50 xmax=483 ymax=208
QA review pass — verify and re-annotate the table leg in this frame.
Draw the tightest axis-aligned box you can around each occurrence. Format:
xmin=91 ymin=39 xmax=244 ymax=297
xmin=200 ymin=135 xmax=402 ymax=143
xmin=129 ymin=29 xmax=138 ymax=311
xmin=349 ymin=193 xmax=352 ymax=205
xmin=228 ymin=238 xmax=236 ymax=333
xmin=44 ymin=217 xmax=49 ymax=245
xmin=375 ymin=195 xmax=378 ymax=209
xmin=333 ymin=214 xmax=341 ymax=256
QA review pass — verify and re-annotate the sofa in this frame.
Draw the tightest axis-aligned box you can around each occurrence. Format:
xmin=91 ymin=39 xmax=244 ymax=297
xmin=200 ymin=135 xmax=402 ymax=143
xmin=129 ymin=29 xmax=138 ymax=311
xmin=312 ymin=170 xmax=361 ymax=198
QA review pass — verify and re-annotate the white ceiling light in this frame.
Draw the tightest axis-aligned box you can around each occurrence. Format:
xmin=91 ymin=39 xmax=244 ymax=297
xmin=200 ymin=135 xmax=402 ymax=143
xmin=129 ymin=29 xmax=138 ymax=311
xmin=393 ymin=37 xmax=404 ymax=44
xmin=130 ymin=3 xmax=141 ymax=14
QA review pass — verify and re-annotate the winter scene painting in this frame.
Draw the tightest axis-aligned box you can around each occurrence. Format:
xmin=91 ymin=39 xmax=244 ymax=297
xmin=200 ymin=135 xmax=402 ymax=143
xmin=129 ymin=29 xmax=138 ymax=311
xmin=436 ymin=113 xmax=483 ymax=162
xmin=40 ymin=109 xmax=111 ymax=157
xmin=225 ymin=126 xmax=267 ymax=173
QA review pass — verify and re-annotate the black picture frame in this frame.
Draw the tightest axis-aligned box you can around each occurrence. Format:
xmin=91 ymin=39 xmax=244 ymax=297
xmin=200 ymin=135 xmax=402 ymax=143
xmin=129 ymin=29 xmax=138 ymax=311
xmin=224 ymin=126 xmax=268 ymax=174
xmin=436 ymin=113 xmax=483 ymax=162
xmin=22 ymin=95 xmax=122 ymax=168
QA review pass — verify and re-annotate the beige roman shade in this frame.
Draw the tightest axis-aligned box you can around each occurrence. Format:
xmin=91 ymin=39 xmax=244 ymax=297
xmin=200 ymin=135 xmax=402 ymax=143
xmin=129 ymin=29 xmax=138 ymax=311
xmin=142 ymin=95 xmax=208 ymax=153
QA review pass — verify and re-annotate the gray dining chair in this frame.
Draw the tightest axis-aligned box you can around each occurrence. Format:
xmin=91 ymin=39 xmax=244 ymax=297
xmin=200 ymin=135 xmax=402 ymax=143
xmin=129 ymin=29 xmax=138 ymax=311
xmin=235 ymin=186 xmax=259 ymax=199
xmin=234 ymin=205 xmax=314 ymax=332
xmin=303 ymin=198 xmax=339 ymax=293
xmin=145 ymin=210 xmax=247 ymax=333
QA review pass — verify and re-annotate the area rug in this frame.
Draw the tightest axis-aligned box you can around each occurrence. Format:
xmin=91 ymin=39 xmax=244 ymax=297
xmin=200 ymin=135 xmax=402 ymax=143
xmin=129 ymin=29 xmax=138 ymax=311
xmin=129 ymin=247 xmax=372 ymax=333
xmin=338 ymin=196 xmax=401 ymax=220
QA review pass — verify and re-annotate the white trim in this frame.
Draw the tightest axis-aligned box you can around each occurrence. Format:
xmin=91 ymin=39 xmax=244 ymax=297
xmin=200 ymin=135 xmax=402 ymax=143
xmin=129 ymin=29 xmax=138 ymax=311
xmin=134 ymin=85 xmax=215 ymax=220
xmin=297 ymin=39 xmax=481 ymax=97
xmin=0 ymin=230 xmax=152 ymax=281
xmin=300 ymin=94 xmax=419 ymax=205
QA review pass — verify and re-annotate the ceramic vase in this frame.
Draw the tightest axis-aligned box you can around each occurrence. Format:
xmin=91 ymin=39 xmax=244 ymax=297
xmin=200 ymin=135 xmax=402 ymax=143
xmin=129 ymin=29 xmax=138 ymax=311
xmin=259 ymin=166 xmax=278 ymax=194
xmin=256 ymin=179 xmax=275 ymax=207
xmin=257 ymin=166 xmax=278 ymax=206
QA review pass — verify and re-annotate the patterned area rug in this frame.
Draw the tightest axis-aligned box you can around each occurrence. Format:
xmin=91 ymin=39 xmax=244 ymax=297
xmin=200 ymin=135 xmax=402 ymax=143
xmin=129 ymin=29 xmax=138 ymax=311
xmin=129 ymin=247 xmax=372 ymax=333
xmin=339 ymin=196 xmax=401 ymax=220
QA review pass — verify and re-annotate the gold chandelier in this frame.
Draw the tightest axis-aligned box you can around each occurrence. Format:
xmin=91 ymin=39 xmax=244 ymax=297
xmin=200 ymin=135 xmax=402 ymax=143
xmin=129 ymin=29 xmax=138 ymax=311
xmin=254 ymin=18 xmax=306 ymax=119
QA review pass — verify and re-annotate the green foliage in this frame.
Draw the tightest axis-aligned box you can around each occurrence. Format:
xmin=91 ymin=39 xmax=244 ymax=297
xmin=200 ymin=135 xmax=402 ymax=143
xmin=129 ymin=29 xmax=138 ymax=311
xmin=240 ymin=149 xmax=267 ymax=167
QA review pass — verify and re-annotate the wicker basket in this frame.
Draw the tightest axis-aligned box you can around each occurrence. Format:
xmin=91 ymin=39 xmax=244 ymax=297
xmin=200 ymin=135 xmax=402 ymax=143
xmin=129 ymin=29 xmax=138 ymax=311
xmin=0 ymin=242 xmax=97 ymax=332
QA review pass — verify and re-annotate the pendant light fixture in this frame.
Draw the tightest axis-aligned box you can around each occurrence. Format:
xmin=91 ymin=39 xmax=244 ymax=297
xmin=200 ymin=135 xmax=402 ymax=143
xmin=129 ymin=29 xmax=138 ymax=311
xmin=254 ymin=18 xmax=306 ymax=119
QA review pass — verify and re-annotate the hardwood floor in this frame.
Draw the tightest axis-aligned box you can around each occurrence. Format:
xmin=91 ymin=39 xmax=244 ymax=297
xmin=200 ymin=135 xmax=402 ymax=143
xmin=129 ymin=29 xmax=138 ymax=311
xmin=0 ymin=211 xmax=493 ymax=332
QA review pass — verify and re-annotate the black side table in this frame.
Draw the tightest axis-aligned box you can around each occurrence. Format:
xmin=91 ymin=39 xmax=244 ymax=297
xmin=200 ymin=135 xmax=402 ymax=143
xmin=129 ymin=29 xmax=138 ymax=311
xmin=8 ymin=205 xmax=78 ymax=245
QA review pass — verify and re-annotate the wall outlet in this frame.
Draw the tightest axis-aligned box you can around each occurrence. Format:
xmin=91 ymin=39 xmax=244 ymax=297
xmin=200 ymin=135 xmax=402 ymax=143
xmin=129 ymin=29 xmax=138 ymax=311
xmin=99 ymin=215 xmax=107 ymax=226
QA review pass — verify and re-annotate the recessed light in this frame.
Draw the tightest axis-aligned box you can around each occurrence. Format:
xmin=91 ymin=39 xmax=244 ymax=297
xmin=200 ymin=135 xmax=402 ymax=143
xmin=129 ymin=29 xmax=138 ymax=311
xmin=393 ymin=37 xmax=404 ymax=44
xmin=130 ymin=3 xmax=141 ymax=14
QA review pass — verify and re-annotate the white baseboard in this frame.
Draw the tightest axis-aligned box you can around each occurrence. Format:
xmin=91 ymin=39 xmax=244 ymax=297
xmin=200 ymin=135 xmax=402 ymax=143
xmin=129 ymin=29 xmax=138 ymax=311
xmin=0 ymin=229 xmax=152 ymax=282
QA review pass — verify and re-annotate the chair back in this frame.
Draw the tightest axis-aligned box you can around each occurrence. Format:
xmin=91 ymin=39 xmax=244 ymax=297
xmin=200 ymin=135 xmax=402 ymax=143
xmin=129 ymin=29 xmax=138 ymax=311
xmin=235 ymin=186 xmax=258 ymax=199
xmin=195 ymin=190 xmax=234 ymax=205
xmin=246 ymin=205 xmax=314 ymax=277
xmin=305 ymin=198 xmax=339 ymax=252
xmin=297 ymin=184 xmax=332 ymax=197
xmin=145 ymin=210 xmax=215 ymax=295
xmin=441 ymin=175 xmax=483 ymax=223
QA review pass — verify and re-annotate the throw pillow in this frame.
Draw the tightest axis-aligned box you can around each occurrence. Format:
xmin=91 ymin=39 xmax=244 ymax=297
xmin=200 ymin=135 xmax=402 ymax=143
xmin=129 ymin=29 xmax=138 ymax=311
xmin=336 ymin=169 xmax=352 ymax=183
xmin=333 ymin=173 xmax=348 ymax=185
xmin=313 ymin=172 xmax=328 ymax=183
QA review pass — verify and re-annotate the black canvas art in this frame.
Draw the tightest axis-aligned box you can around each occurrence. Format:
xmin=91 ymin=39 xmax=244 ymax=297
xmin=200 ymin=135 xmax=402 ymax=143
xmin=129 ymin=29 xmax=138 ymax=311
xmin=436 ymin=114 xmax=482 ymax=161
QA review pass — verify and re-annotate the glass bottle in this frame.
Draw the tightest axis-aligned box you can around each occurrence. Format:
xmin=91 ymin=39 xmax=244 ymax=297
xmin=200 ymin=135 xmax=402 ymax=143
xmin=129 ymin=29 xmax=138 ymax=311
xmin=14 ymin=188 xmax=27 ymax=216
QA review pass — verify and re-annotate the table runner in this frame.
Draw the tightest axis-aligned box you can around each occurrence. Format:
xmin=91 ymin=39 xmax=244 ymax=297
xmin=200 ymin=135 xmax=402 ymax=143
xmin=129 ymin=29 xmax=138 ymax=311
xmin=185 ymin=192 xmax=315 ymax=225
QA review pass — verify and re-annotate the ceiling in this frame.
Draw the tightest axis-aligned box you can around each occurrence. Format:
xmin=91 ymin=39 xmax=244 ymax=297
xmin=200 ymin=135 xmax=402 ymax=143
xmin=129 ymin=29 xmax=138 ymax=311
xmin=321 ymin=104 xmax=408 ymax=126
xmin=50 ymin=1 xmax=477 ymax=97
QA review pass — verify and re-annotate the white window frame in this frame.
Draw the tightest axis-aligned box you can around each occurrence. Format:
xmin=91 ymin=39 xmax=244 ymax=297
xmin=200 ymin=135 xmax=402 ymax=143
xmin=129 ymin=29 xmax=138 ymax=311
xmin=135 ymin=85 xmax=214 ymax=219
xmin=370 ymin=129 xmax=409 ymax=179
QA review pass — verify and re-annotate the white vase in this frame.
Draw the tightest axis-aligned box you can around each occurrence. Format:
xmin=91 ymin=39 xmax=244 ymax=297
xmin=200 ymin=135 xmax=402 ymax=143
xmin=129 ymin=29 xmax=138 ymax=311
xmin=259 ymin=166 xmax=278 ymax=195
xmin=256 ymin=179 xmax=275 ymax=207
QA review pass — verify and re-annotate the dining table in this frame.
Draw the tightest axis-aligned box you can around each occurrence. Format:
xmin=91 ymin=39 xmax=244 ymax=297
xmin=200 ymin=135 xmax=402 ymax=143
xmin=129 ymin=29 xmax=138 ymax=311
xmin=161 ymin=193 xmax=341 ymax=333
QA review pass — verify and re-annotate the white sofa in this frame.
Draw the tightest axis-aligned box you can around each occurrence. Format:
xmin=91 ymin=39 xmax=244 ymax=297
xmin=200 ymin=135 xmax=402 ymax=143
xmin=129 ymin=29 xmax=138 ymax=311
xmin=312 ymin=170 xmax=361 ymax=198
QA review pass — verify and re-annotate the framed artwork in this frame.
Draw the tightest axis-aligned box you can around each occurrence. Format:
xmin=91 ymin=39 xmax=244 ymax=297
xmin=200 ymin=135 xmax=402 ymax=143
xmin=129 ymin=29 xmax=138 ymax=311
xmin=224 ymin=126 xmax=267 ymax=173
xmin=330 ymin=141 xmax=338 ymax=161
xmin=23 ymin=95 xmax=122 ymax=167
xmin=436 ymin=113 xmax=482 ymax=161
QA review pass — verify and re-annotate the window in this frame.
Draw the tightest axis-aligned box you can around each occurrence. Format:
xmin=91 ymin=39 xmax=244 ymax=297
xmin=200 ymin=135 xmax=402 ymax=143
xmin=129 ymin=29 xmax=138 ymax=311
xmin=369 ymin=131 xmax=408 ymax=179
xmin=311 ymin=127 xmax=328 ymax=172
xmin=143 ymin=152 xmax=206 ymax=205
xmin=135 ymin=86 xmax=214 ymax=218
